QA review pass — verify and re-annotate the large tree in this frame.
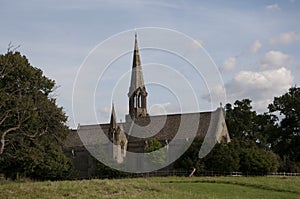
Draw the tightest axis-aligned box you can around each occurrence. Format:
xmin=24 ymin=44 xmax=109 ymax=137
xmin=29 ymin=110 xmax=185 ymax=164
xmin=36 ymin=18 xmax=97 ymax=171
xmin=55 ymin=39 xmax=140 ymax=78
xmin=225 ymin=99 xmax=278 ymax=149
xmin=225 ymin=99 xmax=257 ymax=140
xmin=268 ymin=87 xmax=300 ymax=171
xmin=0 ymin=51 xmax=72 ymax=180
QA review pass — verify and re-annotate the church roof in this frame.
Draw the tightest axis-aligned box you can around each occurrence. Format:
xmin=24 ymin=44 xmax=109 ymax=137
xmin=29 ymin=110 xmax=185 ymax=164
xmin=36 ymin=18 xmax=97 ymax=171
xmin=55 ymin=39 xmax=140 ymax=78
xmin=128 ymin=33 xmax=146 ymax=97
xmin=64 ymin=108 xmax=230 ymax=148
xmin=125 ymin=111 xmax=211 ymax=142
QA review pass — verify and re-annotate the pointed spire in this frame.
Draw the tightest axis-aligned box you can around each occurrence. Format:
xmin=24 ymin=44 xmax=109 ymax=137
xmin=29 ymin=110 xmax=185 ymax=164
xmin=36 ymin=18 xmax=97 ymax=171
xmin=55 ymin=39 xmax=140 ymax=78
xmin=128 ymin=33 xmax=145 ymax=97
xmin=110 ymin=103 xmax=117 ymax=129
xmin=128 ymin=33 xmax=148 ymax=119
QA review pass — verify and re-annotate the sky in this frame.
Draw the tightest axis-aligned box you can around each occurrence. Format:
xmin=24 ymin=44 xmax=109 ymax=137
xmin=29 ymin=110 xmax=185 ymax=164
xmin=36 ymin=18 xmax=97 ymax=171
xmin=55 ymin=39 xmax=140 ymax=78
xmin=1 ymin=0 xmax=300 ymax=128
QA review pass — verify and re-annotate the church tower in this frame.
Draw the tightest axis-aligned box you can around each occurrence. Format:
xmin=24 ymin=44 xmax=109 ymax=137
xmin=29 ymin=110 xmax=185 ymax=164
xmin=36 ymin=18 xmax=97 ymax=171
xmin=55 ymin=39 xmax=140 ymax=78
xmin=108 ymin=103 xmax=117 ymax=142
xmin=128 ymin=33 xmax=148 ymax=120
xmin=108 ymin=103 xmax=128 ymax=163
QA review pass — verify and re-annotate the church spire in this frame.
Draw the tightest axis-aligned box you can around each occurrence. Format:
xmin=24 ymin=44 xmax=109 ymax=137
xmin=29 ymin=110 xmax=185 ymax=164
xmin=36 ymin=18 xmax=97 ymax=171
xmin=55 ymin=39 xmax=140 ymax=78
xmin=128 ymin=33 xmax=148 ymax=119
xmin=129 ymin=33 xmax=145 ymax=97
xmin=109 ymin=103 xmax=117 ymax=130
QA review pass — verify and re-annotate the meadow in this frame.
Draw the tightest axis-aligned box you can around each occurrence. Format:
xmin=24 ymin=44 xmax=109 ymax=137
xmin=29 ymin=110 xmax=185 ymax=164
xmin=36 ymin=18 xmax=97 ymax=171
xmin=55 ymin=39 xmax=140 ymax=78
xmin=0 ymin=176 xmax=299 ymax=199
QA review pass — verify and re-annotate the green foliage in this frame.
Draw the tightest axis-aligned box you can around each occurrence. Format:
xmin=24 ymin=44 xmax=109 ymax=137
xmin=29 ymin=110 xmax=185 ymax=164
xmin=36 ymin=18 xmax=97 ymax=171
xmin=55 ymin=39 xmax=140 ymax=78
xmin=268 ymin=87 xmax=300 ymax=168
xmin=225 ymin=99 xmax=256 ymax=140
xmin=145 ymin=138 xmax=165 ymax=166
xmin=203 ymin=142 xmax=240 ymax=172
xmin=238 ymin=141 xmax=279 ymax=174
xmin=201 ymin=139 xmax=279 ymax=174
xmin=174 ymin=138 xmax=204 ymax=172
xmin=0 ymin=51 xmax=72 ymax=180
xmin=225 ymin=99 xmax=278 ymax=149
xmin=175 ymin=138 xmax=278 ymax=174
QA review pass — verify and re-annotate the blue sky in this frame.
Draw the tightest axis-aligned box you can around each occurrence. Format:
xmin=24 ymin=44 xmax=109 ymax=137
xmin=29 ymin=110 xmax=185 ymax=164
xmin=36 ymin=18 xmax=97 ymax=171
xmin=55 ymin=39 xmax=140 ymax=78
xmin=1 ymin=0 xmax=300 ymax=128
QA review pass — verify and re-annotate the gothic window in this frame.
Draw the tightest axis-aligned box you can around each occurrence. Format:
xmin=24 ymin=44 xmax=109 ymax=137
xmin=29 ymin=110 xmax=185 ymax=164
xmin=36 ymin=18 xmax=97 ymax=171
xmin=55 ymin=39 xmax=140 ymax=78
xmin=133 ymin=96 xmax=136 ymax=108
xmin=138 ymin=94 xmax=142 ymax=108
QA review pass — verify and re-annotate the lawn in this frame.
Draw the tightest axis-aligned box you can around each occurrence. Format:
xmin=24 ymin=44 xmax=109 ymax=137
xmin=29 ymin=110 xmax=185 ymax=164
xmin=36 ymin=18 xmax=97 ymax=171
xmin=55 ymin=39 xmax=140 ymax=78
xmin=0 ymin=176 xmax=299 ymax=199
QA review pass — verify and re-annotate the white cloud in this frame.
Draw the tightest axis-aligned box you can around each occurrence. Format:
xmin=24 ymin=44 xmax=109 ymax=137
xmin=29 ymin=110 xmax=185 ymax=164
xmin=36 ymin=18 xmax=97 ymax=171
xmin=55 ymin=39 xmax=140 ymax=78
xmin=269 ymin=31 xmax=300 ymax=45
xmin=265 ymin=4 xmax=281 ymax=12
xmin=261 ymin=50 xmax=291 ymax=68
xmin=226 ymin=67 xmax=293 ymax=112
xmin=221 ymin=56 xmax=237 ymax=71
xmin=250 ymin=40 xmax=262 ymax=54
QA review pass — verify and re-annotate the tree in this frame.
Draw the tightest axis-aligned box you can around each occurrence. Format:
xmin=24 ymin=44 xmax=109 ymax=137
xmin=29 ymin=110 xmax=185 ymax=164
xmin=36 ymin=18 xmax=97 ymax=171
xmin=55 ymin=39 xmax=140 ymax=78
xmin=203 ymin=142 xmax=240 ymax=172
xmin=203 ymin=140 xmax=278 ymax=174
xmin=225 ymin=99 xmax=278 ymax=149
xmin=145 ymin=138 xmax=165 ymax=166
xmin=174 ymin=138 xmax=204 ymax=172
xmin=225 ymin=99 xmax=257 ymax=140
xmin=268 ymin=87 xmax=300 ymax=171
xmin=0 ymin=51 xmax=72 ymax=180
xmin=224 ymin=99 xmax=280 ymax=174
xmin=238 ymin=141 xmax=279 ymax=174
xmin=252 ymin=113 xmax=279 ymax=149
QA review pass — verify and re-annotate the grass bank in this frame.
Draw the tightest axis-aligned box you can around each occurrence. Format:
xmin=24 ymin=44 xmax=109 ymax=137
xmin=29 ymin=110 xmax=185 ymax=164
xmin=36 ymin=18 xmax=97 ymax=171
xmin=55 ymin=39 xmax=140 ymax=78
xmin=0 ymin=176 xmax=299 ymax=198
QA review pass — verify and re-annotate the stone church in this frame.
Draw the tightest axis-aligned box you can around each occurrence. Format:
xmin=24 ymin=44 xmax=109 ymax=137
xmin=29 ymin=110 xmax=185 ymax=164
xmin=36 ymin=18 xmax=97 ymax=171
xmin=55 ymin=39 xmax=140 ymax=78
xmin=64 ymin=34 xmax=231 ymax=178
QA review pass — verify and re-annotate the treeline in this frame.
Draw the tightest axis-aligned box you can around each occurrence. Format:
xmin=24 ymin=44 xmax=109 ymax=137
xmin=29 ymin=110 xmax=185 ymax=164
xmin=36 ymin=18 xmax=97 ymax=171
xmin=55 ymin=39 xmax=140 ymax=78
xmin=175 ymin=89 xmax=300 ymax=174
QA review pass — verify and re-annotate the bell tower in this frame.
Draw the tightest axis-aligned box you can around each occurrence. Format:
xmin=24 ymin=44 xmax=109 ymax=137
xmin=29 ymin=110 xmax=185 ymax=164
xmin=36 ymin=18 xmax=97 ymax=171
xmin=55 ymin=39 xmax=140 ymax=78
xmin=128 ymin=33 xmax=148 ymax=120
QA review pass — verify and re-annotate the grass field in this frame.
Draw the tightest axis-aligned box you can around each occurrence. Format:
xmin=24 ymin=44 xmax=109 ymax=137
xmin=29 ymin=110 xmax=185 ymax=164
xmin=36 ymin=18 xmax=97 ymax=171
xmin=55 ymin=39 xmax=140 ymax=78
xmin=0 ymin=176 xmax=299 ymax=199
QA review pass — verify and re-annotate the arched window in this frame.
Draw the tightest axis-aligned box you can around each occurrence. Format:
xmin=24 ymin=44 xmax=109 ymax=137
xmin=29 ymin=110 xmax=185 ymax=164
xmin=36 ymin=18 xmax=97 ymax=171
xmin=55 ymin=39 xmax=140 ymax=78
xmin=138 ymin=94 xmax=142 ymax=108
xmin=133 ymin=96 xmax=136 ymax=108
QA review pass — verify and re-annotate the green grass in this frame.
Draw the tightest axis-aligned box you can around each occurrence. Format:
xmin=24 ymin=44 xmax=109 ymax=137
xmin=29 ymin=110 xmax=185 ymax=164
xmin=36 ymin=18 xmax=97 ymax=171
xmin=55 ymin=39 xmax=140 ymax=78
xmin=0 ymin=176 xmax=299 ymax=199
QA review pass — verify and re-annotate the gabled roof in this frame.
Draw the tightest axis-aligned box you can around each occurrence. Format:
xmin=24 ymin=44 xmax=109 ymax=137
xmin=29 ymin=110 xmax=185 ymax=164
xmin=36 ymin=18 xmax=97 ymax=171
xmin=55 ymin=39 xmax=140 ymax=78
xmin=65 ymin=108 xmax=230 ymax=149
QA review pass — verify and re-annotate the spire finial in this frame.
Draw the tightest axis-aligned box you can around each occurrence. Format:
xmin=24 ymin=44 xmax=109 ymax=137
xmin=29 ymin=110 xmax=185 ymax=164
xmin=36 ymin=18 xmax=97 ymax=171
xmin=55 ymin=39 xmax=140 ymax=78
xmin=110 ymin=101 xmax=117 ymax=129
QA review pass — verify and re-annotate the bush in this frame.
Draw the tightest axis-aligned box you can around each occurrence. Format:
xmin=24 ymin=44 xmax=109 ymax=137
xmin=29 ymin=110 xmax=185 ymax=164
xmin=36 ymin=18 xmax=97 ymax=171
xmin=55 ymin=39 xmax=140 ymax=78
xmin=203 ymin=142 xmax=240 ymax=172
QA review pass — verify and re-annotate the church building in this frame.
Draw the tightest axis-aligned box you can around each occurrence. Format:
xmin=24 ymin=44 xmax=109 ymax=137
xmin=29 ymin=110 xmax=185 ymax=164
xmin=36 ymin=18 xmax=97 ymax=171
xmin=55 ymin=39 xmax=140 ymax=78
xmin=64 ymin=34 xmax=231 ymax=178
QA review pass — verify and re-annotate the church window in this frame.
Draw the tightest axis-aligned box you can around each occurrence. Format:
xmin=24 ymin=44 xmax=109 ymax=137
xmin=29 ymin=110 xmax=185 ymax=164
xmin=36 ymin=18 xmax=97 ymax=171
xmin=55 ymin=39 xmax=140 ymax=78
xmin=133 ymin=96 xmax=136 ymax=108
xmin=138 ymin=94 xmax=142 ymax=108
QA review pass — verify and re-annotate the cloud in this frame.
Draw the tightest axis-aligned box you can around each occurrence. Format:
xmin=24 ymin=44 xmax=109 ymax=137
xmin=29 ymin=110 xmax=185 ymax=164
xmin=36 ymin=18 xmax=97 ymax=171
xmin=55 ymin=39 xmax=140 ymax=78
xmin=265 ymin=4 xmax=281 ymax=12
xmin=221 ymin=57 xmax=237 ymax=71
xmin=250 ymin=40 xmax=262 ymax=54
xmin=226 ymin=67 xmax=293 ymax=111
xmin=269 ymin=31 xmax=300 ymax=45
xmin=261 ymin=50 xmax=291 ymax=68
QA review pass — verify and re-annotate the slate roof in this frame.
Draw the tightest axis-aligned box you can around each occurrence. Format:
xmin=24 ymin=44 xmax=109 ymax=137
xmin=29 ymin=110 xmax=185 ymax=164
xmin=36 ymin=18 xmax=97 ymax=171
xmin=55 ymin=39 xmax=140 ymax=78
xmin=64 ymin=108 xmax=229 ymax=149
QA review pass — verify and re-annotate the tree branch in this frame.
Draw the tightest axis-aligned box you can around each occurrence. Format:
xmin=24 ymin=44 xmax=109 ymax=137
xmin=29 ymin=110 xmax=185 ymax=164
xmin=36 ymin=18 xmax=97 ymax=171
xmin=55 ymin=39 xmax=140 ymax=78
xmin=0 ymin=126 xmax=19 ymax=155
xmin=20 ymin=126 xmax=48 ymax=140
